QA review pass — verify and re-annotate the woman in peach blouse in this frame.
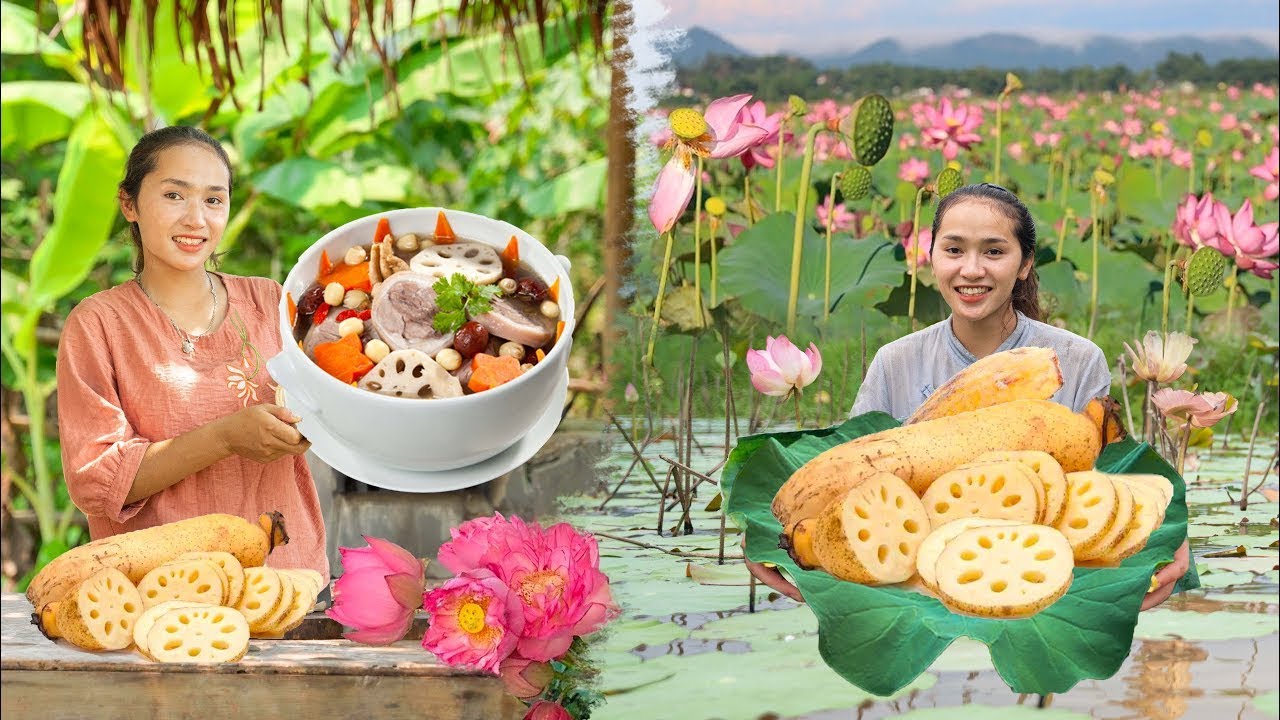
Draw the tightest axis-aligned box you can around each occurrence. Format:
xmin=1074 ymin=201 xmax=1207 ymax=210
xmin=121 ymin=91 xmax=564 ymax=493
xmin=55 ymin=126 xmax=328 ymax=579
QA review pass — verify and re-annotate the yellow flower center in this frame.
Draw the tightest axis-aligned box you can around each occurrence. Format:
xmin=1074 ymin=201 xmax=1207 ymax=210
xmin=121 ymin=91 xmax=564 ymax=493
xmin=457 ymin=601 xmax=487 ymax=634
xmin=669 ymin=108 xmax=708 ymax=140
xmin=517 ymin=570 xmax=567 ymax=605
xmin=704 ymin=196 xmax=727 ymax=217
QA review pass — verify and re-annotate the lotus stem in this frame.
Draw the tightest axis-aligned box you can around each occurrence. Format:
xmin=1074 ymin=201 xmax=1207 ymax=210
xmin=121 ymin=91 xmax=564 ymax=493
xmin=793 ymin=390 xmax=803 ymax=430
xmin=744 ymin=174 xmax=755 ymax=225
xmin=1161 ymin=233 xmax=1175 ymax=335
xmin=1225 ymin=264 xmax=1238 ymax=335
xmin=1176 ymin=422 xmax=1192 ymax=477
xmin=1060 ymin=153 xmax=1071 ymax=207
xmin=775 ymin=130 xmax=786 ymax=212
xmin=908 ymin=185 xmax=928 ymax=332
xmin=1184 ymin=290 xmax=1195 ymax=336
xmin=994 ymin=98 xmax=1004 ymax=186
xmin=823 ymin=172 xmax=841 ymax=323
xmin=694 ymin=156 xmax=704 ymax=327
xmin=646 ymin=230 xmax=676 ymax=365
xmin=1046 ymin=154 xmax=1056 ymax=202
xmin=1155 ymin=155 xmax=1163 ymax=198
xmin=709 ymin=217 xmax=720 ymax=308
xmin=1055 ymin=209 xmax=1070 ymax=262
xmin=1087 ymin=190 xmax=1100 ymax=340
xmin=787 ymin=123 xmax=824 ymax=336
xmin=1188 ymin=152 xmax=1196 ymax=195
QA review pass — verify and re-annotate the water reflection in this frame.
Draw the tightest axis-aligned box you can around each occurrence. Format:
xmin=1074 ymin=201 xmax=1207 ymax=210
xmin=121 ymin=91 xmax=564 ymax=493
xmin=1117 ymin=639 xmax=1209 ymax=719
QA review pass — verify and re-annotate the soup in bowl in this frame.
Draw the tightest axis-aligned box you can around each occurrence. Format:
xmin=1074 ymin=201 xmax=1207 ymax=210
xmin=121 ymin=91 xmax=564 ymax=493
xmin=267 ymin=208 xmax=574 ymax=472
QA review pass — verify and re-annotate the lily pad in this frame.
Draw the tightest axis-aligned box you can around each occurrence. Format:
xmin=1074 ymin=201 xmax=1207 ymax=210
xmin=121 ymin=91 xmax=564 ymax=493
xmin=894 ymin=707 xmax=1091 ymax=720
xmin=721 ymin=413 xmax=1198 ymax=696
xmin=1135 ymin=609 xmax=1279 ymax=641
xmin=1254 ymin=690 xmax=1279 ymax=717
xmin=690 ymin=606 xmax=818 ymax=641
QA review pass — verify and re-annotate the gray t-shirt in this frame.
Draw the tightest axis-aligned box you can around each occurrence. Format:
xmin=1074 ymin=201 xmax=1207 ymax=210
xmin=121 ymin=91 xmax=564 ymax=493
xmin=851 ymin=312 xmax=1113 ymax=421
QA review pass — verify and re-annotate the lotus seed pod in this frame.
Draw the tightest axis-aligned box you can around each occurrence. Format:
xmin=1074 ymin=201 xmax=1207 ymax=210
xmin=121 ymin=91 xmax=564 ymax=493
xmin=935 ymin=167 xmax=963 ymax=198
xmin=1003 ymin=72 xmax=1023 ymax=94
xmin=669 ymin=108 xmax=708 ymax=140
xmin=704 ymin=196 xmax=727 ymax=216
xmin=839 ymin=165 xmax=873 ymax=201
xmin=1184 ymin=246 xmax=1229 ymax=297
xmin=788 ymin=95 xmax=808 ymax=116
xmin=1093 ymin=168 xmax=1116 ymax=186
xmin=1196 ymin=129 xmax=1213 ymax=148
xmin=846 ymin=94 xmax=894 ymax=167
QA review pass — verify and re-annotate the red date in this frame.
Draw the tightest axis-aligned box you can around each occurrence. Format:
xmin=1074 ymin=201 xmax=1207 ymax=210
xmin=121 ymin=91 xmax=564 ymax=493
xmin=297 ymin=285 xmax=327 ymax=316
xmin=514 ymin=277 xmax=548 ymax=303
xmin=453 ymin=321 xmax=490 ymax=357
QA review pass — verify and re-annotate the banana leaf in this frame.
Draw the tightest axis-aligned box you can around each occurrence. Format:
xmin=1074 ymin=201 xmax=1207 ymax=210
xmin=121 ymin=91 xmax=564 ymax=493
xmin=721 ymin=412 xmax=1199 ymax=697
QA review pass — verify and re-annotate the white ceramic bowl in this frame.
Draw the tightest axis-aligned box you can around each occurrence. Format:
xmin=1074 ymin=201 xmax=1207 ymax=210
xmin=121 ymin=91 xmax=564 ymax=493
xmin=267 ymin=208 xmax=574 ymax=472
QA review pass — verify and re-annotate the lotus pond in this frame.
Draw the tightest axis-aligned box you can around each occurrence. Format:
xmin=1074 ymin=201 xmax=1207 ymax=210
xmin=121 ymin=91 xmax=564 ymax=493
xmin=555 ymin=420 xmax=1279 ymax=720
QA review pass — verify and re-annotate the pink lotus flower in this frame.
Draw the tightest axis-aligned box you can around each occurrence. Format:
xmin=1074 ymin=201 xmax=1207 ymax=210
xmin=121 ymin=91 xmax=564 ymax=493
xmin=524 ymin=701 xmax=572 ymax=720
xmin=500 ymin=656 xmax=555 ymax=700
xmin=737 ymin=99 xmax=787 ymax=170
xmin=437 ymin=514 xmax=618 ymax=662
xmin=899 ymin=157 xmax=929 ymax=185
xmin=1220 ymin=113 xmax=1239 ymax=131
xmin=1170 ymin=147 xmax=1193 ymax=169
xmin=1124 ymin=331 xmax=1196 ymax=384
xmin=1213 ymin=199 xmax=1280 ymax=279
xmin=746 ymin=335 xmax=822 ymax=397
xmin=1152 ymin=389 xmax=1238 ymax=428
xmin=1032 ymin=131 xmax=1061 ymax=149
xmin=916 ymin=97 xmax=984 ymax=160
xmin=904 ymin=227 xmax=933 ymax=269
xmin=1006 ymin=141 xmax=1025 ymax=161
xmin=816 ymin=195 xmax=855 ymax=233
xmin=648 ymin=95 xmax=771 ymax=233
xmin=1249 ymin=146 xmax=1279 ymax=201
xmin=1172 ymin=193 xmax=1223 ymax=250
xmin=326 ymin=536 xmax=425 ymax=645
xmin=422 ymin=569 xmax=525 ymax=673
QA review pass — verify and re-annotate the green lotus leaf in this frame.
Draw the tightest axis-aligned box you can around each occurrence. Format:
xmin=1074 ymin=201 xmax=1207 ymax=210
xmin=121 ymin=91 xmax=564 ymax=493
xmin=721 ymin=412 xmax=1200 ymax=696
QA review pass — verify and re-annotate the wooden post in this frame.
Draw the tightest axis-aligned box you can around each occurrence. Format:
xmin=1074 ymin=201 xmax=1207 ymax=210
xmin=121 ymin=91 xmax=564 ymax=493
xmin=603 ymin=0 xmax=635 ymax=392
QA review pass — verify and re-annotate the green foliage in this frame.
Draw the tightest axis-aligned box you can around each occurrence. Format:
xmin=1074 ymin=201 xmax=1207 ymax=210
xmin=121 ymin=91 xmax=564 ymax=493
xmin=722 ymin=414 xmax=1198 ymax=696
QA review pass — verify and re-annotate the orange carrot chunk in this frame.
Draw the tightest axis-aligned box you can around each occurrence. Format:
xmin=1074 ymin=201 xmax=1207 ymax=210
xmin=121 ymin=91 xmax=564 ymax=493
xmin=286 ymin=292 xmax=298 ymax=326
xmin=548 ymin=277 xmax=561 ymax=303
xmin=535 ymin=348 xmax=546 ymax=363
xmin=434 ymin=212 xmax=456 ymax=244
xmin=555 ymin=321 xmax=566 ymax=343
xmin=373 ymin=217 xmax=392 ymax=245
xmin=467 ymin=354 xmax=523 ymax=393
xmin=318 ymin=250 xmax=334 ymax=280
xmin=313 ymin=334 xmax=375 ymax=385
xmin=501 ymin=236 xmax=519 ymax=271
xmin=318 ymin=258 xmax=372 ymax=292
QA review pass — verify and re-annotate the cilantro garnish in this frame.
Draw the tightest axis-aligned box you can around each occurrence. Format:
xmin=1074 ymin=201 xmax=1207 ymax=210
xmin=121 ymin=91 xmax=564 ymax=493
xmin=432 ymin=273 xmax=501 ymax=334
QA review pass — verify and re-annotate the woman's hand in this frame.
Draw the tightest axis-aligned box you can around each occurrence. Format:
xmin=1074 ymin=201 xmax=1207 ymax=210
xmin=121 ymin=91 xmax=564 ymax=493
xmin=742 ymin=536 xmax=805 ymax=603
xmin=217 ymin=404 xmax=310 ymax=463
xmin=1140 ymin=540 xmax=1190 ymax=611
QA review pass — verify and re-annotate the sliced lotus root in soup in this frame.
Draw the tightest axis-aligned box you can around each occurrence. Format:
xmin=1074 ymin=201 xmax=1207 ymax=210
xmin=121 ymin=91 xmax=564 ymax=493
xmin=1053 ymin=471 xmax=1120 ymax=555
xmin=935 ymin=524 xmax=1074 ymax=618
xmin=813 ymin=472 xmax=931 ymax=585
xmin=916 ymin=517 xmax=1022 ymax=592
xmin=358 ymin=349 xmax=464 ymax=399
xmin=473 ymin=295 xmax=556 ymax=348
xmin=920 ymin=461 xmax=1041 ymax=528
xmin=370 ymin=272 xmax=454 ymax=356
xmin=410 ymin=242 xmax=504 ymax=285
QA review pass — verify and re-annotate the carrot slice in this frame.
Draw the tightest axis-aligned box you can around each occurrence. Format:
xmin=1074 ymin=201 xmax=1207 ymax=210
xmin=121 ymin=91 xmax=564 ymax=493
xmin=318 ymin=250 xmax=334 ymax=280
xmin=548 ymin=277 xmax=561 ymax=303
xmin=501 ymin=236 xmax=519 ymax=272
xmin=318 ymin=259 xmax=372 ymax=292
xmin=373 ymin=217 xmax=392 ymax=245
xmin=535 ymin=348 xmax=546 ymax=363
xmin=467 ymin=354 xmax=523 ymax=393
xmin=555 ymin=321 xmax=566 ymax=343
xmin=434 ymin=212 xmax=456 ymax=244
xmin=286 ymin=292 xmax=297 ymax=326
xmin=313 ymin=333 xmax=374 ymax=385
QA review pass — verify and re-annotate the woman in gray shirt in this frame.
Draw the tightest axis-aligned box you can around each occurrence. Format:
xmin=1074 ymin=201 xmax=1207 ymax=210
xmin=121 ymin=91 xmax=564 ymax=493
xmin=748 ymin=183 xmax=1189 ymax=609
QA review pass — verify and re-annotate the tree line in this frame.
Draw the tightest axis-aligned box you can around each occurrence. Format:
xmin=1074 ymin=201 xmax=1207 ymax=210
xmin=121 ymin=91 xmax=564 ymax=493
xmin=669 ymin=51 xmax=1280 ymax=103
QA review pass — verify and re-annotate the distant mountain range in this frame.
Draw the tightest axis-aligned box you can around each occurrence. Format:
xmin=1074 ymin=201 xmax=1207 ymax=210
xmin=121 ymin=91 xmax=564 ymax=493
xmin=662 ymin=27 xmax=1280 ymax=71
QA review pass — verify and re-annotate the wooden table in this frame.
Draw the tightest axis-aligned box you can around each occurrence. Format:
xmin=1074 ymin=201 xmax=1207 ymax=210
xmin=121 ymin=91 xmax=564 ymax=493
xmin=0 ymin=594 xmax=525 ymax=719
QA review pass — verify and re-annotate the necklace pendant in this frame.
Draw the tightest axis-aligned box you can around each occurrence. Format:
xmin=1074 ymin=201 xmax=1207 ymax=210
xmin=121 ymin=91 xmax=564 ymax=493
xmin=182 ymin=339 xmax=195 ymax=355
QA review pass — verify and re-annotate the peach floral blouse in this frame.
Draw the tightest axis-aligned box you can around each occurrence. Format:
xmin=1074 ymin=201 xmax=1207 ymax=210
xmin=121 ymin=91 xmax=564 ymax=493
xmin=56 ymin=273 xmax=328 ymax=579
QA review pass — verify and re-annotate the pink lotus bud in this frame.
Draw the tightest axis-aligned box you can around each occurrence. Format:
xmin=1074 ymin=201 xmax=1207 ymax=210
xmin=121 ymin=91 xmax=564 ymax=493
xmin=524 ymin=701 xmax=572 ymax=720
xmin=326 ymin=536 xmax=426 ymax=646
xmin=500 ymin=657 xmax=555 ymax=700
xmin=745 ymin=335 xmax=822 ymax=397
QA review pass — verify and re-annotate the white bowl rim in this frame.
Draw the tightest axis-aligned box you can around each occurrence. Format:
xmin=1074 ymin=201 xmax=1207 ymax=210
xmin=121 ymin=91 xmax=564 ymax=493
xmin=277 ymin=207 xmax=575 ymax=408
